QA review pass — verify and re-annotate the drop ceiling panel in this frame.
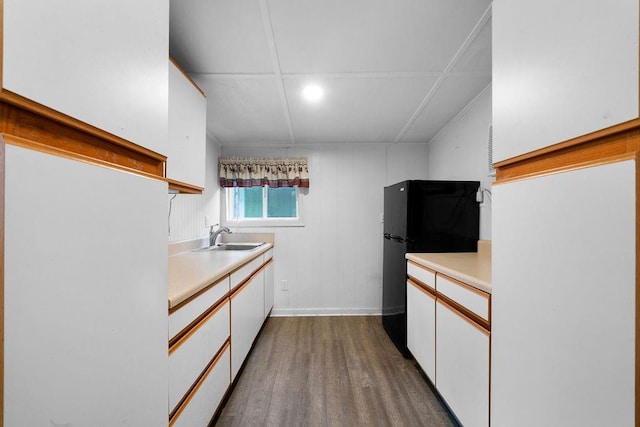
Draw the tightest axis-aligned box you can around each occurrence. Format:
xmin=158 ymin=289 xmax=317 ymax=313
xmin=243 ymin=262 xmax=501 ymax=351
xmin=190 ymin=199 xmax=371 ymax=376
xmin=285 ymin=76 xmax=439 ymax=144
xmin=194 ymin=77 xmax=291 ymax=144
xmin=451 ymin=16 xmax=492 ymax=74
xmin=400 ymin=75 xmax=490 ymax=143
xmin=168 ymin=1 xmax=494 ymax=146
xmin=268 ymin=0 xmax=492 ymax=73
xmin=169 ymin=0 xmax=273 ymax=73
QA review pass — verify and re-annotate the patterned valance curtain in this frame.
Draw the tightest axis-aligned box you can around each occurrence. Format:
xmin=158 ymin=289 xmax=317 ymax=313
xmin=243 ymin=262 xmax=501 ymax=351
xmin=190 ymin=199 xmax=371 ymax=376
xmin=219 ymin=157 xmax=310 ymax=188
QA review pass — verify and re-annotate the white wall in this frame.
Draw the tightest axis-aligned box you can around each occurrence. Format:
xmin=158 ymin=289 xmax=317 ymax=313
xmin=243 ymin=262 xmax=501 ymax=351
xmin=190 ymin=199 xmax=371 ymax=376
xmin=168 ymin=137 xmax=221 ymax=242
xmin=220 ymin=143 xmax=429 ymax=315
xmin=427 ymin=85 xmax=493 ymax=239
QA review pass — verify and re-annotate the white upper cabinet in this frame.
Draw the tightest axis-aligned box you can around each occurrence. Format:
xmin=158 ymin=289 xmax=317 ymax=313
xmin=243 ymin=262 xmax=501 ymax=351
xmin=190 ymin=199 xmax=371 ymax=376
xmin=491 ymin=160 xmax=636 ymax=426
xmin=4 ymin=145 xmax=168 ymax=426
xmin=168 ymin=60 xmax=207 ymax=189
xmin=492 ymin=0 xmax=639 ymax=162
xmin=3 ymin=0 xmax=169 ymax=155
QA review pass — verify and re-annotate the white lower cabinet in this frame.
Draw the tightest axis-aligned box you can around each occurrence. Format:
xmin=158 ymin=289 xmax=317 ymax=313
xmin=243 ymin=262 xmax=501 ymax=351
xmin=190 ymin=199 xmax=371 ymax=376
xmin=169 ymin=300 xmax=230 ymax=413
xmin=231 ymin=268 xmax=265 ymax=380
xmin=264 ymin=259 xmax=274 ymax=319
xmin=436 ymin=300 xmax=490 ymax=427
xmin=168 ymin=247 xmax=274 ymax=425
xmin=171 ymin=345 xmax=231 ymax=427
xmin=407 ymin=261 xmax=491 ymax=427
xmin=406 ymin=279 xmax=436 ymax=382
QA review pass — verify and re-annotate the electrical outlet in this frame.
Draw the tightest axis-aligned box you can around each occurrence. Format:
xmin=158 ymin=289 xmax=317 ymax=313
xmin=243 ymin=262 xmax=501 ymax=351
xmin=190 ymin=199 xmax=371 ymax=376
xmin=281 ymin=280 xmax=288 ymax=291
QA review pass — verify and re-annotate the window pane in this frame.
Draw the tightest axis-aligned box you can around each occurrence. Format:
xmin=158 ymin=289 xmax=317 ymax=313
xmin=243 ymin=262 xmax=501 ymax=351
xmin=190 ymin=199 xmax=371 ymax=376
xmin=236 ymin=186 xmax=263 ymax=218
xmin=267 ymin=186 xmax=297 ymax=218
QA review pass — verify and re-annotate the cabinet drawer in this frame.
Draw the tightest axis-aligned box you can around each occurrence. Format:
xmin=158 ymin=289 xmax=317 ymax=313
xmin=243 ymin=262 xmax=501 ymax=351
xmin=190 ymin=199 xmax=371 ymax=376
xmin=170 ymin=343 xmax=231 ymax=427
xmin=436 ymin=274 xmax=490 ymax=323
xmin=407 ymin=261 xmax=436 ymax=290
xmin=230 ymin=255 xmax=263 ymax=291
xmin=169 ymin=300 xmax=230 ymax=413
xmin=169 ymin=276 xmax=229 ymax=340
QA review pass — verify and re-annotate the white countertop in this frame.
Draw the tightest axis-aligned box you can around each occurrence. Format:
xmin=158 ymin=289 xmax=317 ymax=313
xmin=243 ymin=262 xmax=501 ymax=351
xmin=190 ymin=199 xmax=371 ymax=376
xmin=406 ymin=240 xmax=492 ymax=294
xmin=168 ymin=237 xmax=273 ymax=309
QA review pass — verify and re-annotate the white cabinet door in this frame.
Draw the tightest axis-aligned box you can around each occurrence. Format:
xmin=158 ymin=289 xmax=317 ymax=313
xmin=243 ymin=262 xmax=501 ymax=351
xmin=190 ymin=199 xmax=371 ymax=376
xmin=168 ymin=60 xmax=207 ymax=188
xmin=172 ymin=345 xmax=231 ymax=427
xmin=230 ymin=269 xmax=265 ymax=380
xmin=436 ymin=300 xmax=489 ymax=427
xmin=492 ymin=160 xmax=635 ymax=427
xmin=264 ymin=260 xmax=274 ymax=318
xmin=406 ymin=280 xmax=436 ymax=382
xmin=493 ymin=0 xmax=638 ymax=162
xmin=169 ymin=300 xmax=230 ymax=413
xmin=4 ymin=145 xmax=167 ymax=426
xmin=3 ymin=0 xmax=169 ymax=154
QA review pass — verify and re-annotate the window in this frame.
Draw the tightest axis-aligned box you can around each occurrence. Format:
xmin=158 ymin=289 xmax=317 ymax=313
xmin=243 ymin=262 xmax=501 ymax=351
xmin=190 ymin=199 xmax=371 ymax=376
xmin=224 ymin=186 xmax=302 ymax=226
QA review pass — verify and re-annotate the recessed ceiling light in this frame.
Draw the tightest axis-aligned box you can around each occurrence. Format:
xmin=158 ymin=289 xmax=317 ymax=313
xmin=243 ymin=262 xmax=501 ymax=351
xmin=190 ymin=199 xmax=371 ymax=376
xmin=302 ymin=84 xmax=324 ymax=102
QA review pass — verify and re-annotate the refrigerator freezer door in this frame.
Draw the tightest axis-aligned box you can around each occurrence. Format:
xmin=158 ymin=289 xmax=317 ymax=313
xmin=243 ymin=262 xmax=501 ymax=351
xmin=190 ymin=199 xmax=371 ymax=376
xmin=407 ymin=180 xmax=479 ymax=251
xmin=383 ymin=181 xmax=408 ymax=239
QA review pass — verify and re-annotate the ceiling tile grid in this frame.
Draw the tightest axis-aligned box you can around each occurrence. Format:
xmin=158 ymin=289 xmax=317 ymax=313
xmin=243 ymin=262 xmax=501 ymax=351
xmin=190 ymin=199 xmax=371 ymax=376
xmin=169 ymin=0 xmax=492 ymax=146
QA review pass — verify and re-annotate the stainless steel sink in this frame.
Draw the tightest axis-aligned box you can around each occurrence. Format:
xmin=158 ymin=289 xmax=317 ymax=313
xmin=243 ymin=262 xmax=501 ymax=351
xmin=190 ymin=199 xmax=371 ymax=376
xmin=194 ymin=242 xmax=265 ymax=252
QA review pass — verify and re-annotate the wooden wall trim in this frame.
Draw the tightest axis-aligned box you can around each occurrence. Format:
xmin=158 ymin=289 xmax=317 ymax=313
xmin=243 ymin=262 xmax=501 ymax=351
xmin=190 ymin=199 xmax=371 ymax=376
xmin=0 ymin=90 xmax=166 ymax=179
xmin=167 ymin=178 xmax=204 ymax=195
xmin=636 ymin=152 xmax=640 ymax=426
xmin=169 ymin=56 xmax=206 ymax=98
xmin=494 ymin=119 xmax=640 ymax=184
xmin=0 ymin=136 xmax=5 ymax=427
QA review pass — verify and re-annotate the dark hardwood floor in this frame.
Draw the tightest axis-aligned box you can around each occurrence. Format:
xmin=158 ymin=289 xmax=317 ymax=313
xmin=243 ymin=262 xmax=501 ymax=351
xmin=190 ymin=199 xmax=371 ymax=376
xmin=215 ymin=316 xmax=456 ymax=427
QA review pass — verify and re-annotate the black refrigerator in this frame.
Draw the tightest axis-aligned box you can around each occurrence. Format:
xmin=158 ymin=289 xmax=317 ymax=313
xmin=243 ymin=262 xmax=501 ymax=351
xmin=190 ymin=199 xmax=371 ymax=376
xmin=382 ymin=180 xmax=480 ymax=356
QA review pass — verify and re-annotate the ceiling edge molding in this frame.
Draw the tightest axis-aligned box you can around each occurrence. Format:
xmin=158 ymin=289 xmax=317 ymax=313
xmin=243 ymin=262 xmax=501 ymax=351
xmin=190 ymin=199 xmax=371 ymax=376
xmin=427 ymin=82 xmax=492 ymax=144
xmin=392 ymin=3 xmax=493 ymax=144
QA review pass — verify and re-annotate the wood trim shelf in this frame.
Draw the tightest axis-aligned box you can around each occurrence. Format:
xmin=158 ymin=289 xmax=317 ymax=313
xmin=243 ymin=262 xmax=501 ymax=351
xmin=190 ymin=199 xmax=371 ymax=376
xmin=0 ymin=89 xmax=166 ymax=178
xmin=167 ymin=178 xmax=204 ymax=195
xmin=494 ymin=119 xmax=640 ymax=184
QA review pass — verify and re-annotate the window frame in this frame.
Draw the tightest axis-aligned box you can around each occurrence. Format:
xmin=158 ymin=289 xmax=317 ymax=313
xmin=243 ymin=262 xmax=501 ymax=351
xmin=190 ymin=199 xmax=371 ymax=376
xmin=221 ymin=185 xmax=305 ymax=228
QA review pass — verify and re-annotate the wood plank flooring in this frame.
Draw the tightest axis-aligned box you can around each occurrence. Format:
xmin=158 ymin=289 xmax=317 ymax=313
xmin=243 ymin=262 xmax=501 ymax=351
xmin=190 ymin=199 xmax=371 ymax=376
xmin=215 ymin=316 xmax=456 ymax=427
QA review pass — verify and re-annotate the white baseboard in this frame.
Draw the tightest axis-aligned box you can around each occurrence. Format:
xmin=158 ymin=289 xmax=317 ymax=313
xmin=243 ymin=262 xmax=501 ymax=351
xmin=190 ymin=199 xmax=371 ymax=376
xmin=270 ymin=307 xmax=382 ymax=317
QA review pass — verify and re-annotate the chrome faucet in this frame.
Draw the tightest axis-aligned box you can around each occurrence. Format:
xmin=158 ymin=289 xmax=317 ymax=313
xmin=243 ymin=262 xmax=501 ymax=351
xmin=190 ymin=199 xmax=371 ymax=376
xmin=209 ymin=225 xmax=231 ymax=246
